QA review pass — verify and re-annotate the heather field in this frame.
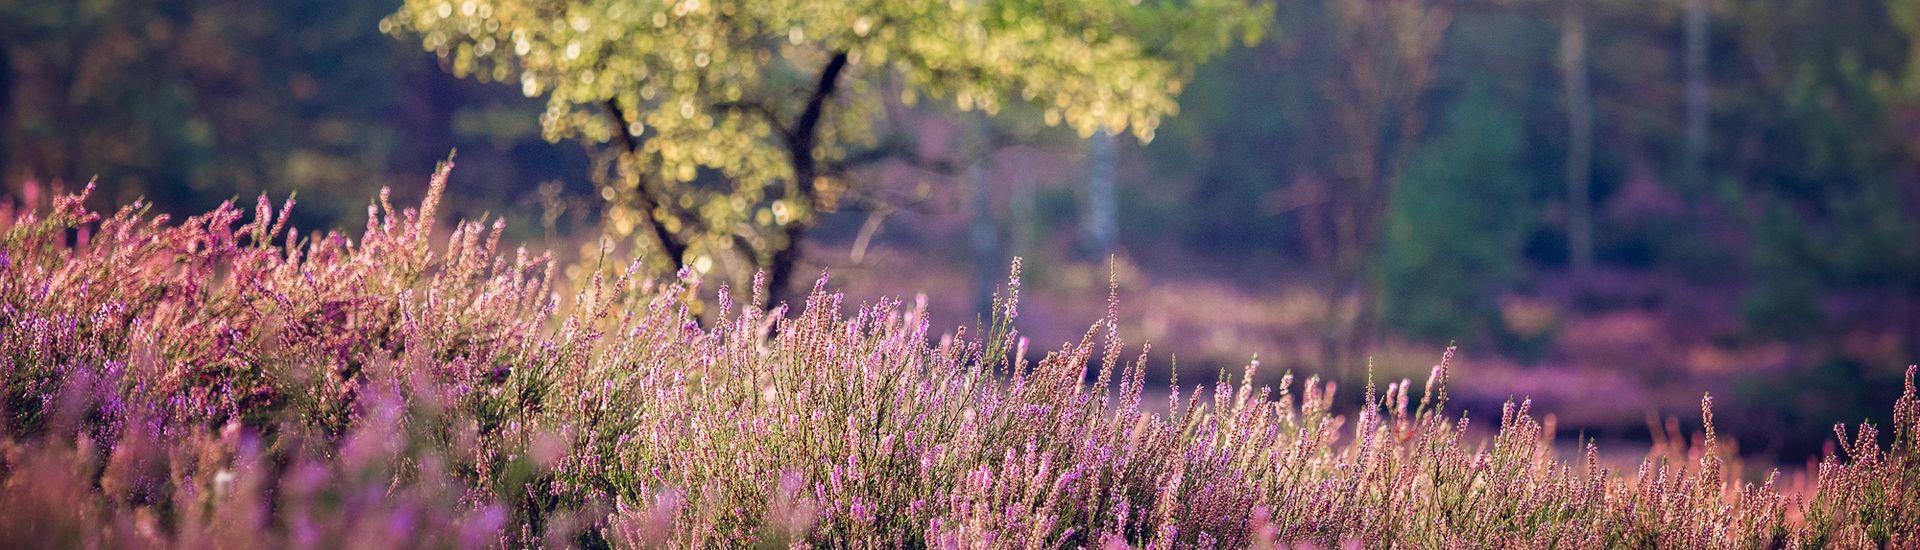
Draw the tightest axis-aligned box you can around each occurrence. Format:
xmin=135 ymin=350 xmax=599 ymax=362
xmin=10 ymin=0 xmax=1920 ymax=546
xmin=2 ymin=167 xmax=1916 ymax=548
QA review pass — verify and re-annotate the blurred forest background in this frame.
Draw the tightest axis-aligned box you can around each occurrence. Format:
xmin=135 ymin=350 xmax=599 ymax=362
xmin=5 ymin=0 xmax=1920 ymax=463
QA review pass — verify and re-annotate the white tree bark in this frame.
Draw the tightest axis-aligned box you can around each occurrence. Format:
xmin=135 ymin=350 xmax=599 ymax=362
xmin=1685 ymin=0 xmax=1710 ymax=191
xmin=1082 ymin=131 xmax=1118 ymax=257
xmin=969 ymin=133 xmax=1000 ymax=317
xmin=1562 ymin=0 xmax=1595 ymax=275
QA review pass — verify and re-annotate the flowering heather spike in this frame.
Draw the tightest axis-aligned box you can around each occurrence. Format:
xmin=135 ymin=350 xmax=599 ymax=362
xmin=1418 ymin=344 xmax=1456 ymax=420
xmin=270 ymin=192 xmax=297 ymax=243
xmin=417 ymin=153 xmax=453 ymax=239
xmin=1701 ymin=394 xmax=1719 ymax=472
xmin=1103 ymin=257 xmax=1122 ymax=362
xmin=3 ymin=176 xmax=1920 ymax=547
xmin=1005 ymin=256 xmax=1022 ymax=321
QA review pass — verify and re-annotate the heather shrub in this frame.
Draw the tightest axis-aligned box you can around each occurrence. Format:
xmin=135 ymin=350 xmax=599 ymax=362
xmin=2 ymin=168 xmax=1918 ymax=547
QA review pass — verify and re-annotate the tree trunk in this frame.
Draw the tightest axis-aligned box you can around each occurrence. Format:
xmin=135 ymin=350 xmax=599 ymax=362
xmin=969 ymin=142 xmax=1000 ymax=319
xmin=1562 ymin=0 xmax=1595 ymax=275
xmin=1684 ymin=0 xmax=1710 ymax=191
xmin=0 ymin=47 xmax=12 ymax=186
xmin=1081 ymin=131 xmax=1118 ymax=258
xmin=765 ymin=51 xmax=851 ymax=306
xmin=1314 ymin=0 xmax=1451 ymax=376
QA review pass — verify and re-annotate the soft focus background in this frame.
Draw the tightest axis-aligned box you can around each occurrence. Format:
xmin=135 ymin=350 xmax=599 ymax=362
xmin=5 ymin=0 xmax=1919 ymax=463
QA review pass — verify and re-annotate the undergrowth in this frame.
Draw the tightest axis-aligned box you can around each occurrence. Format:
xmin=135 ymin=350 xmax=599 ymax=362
xmin=1 ymin=166 xmax=1916 ymax=548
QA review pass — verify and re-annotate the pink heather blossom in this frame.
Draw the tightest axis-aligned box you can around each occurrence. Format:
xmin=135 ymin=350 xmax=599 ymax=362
xmin=0 ymin=173 xmax=1916 ymax=547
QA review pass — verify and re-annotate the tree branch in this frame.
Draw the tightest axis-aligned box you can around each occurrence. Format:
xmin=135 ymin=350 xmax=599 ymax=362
xmin=605 ymin=99 xmax=642 ymax=155
xmin=834 ymin=139 xmax=965 ymax=176
xmin=602 ymin=99 xmax=691 ymax=265
xmin=767 ymin=50 xmax=852 ymax=303
xmin=786 ymin=51 xmax=852 ymax=177
xmin=714 ymin=99 xmax=791 ymax=141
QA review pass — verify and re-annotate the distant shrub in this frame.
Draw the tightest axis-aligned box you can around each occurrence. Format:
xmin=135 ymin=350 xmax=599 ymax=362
xmin=1379 ymin=90 xmax=1531 ymax=343
xmin=2 ymin=168 xmax=1918 ymax=547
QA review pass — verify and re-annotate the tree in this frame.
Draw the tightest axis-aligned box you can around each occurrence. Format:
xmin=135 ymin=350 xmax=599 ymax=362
xmin=1682 ymin=0 xmax=1709 ymax=193
xmin=1081 ymin=132 xmax=1118 ymax=257
xmin=1378 ymin=89 xmax=1529 ymax=343
xmin=1312 ymin=0 xmax=1453 ymax=372
xmin=1560 ymin=0 xmax=1594 ymax=275
xmin=1 ymin=0 xmax=407 ymax=222
xmin=1724 ymin=0 xmax=1920 ymax=357
xmin=385 ymin=0 xmax=1268 ymax=301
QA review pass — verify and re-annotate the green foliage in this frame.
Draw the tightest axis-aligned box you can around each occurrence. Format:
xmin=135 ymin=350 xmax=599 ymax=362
xmin=1732 ymin=0 xmax=1920 ymax=338
xmin=1379 ymin=91 xmax=1530 ymax=342
xmin=0 ymin=0 xmax=580 ymax=232
xmin=1742 ymin=213 xmax=1823 ymax=339
xmin=384 ymin=0 xmax=1270 ymax=282
xmin=1140 ymin=44 xmax=1301 ymax=250
xmin=0 ymin=0 xmax=396 ymax=221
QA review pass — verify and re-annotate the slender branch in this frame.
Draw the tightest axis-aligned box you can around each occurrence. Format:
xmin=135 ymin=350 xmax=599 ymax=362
xmin=602 ymin=99 xmax=691 ymax=265
xmin=787 ymin=51 xmax=853 ymax=174
xmin=605 ymin=99 xmax=642 ymax=155
xmin=714 ymin=99 xmax=791 ymax=141
xmin=835 ymin=139 xmax=966 ymax=176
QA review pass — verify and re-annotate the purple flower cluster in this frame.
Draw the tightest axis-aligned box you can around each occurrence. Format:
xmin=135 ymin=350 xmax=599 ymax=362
xmin=2 ymin=168 xmax=1918 ymax=547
